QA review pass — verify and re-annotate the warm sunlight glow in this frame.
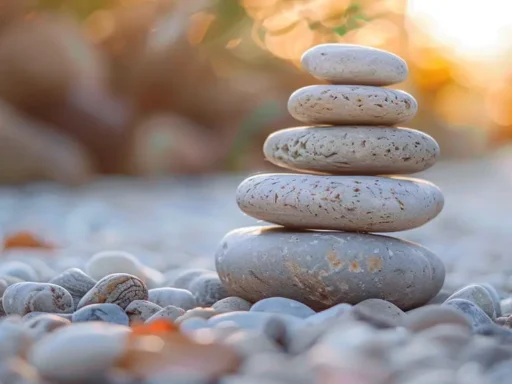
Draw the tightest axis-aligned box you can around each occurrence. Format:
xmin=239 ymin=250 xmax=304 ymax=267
xmin=407 ymin=0 xmax=512 ymax=59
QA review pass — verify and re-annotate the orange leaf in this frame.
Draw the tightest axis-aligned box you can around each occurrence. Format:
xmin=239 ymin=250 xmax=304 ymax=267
xmin=3 ymin=232 xmax=54 ymax=250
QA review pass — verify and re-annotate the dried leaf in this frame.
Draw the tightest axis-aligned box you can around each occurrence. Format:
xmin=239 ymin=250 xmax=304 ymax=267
xmin=3 ymin=231 xmax=54 ymax=250
xmin=117 ymin=321 xmax=241 ymax=380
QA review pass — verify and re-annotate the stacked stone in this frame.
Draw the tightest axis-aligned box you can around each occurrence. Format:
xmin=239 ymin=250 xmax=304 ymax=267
xmin=215 ymin=44 xmax=445 ymax=311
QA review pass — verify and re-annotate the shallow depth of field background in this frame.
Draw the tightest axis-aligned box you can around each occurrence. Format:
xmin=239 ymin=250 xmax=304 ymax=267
xmin=1 ymin=0 xmax=512 ymax=183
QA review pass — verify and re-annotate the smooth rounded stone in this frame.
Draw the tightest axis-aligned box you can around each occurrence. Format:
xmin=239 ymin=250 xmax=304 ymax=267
xmin=172 ymin=269 xmax=214 ymax=290
xmin=212 ymin=297 xmax=252 ymax=313
xmin=263 ymin=126 xmax=439 ymax=176
xmin=236 ymin=174 xmax=444 ymax=232
xmin=72 ymin=303 xmax=130 ymax=325
xmin=0 ymin=278 xmax=8 ymax=297
xmin=221 ymin=330 xmax=283 ymax=357
xmin=501 ymin=297 xmax=512 ymax=316
xmin=175 ymin=308 xmax=219 ymax=325
xmin=216 ymin=226 xmax=445 ymax=311
xmin=141 ymin=266 xmax=165 ymax=289
xmin=148 ymin=287 xmax=197 ymax=310
xmin=125 ymin=300 xmax=162 ymax=325
xmin=288 ymin=85 xmax=417 ymax=126
xmin=304 ymin=303 xmax=352 ymax=325
xmin=178 ymin=317 xmax=209 ymax=334
xmin=86 ymin=250 xmax=145 ymax=281
xmin=443 ymin=299 xmax=494 ymax=332
xmin=29 ymin=322 xmax=130 ymax=382
xmin=2 ymin=282 xmax=74 ymax=316
xmin=188 ymin=274 xmax=229 ymax=307
xmin=49 ymin=268 xmax=97 ymax=308
xmin=0 ymin=275 xmax=24 ymax=286
xmin=405 ymin=305 xmax=473 ymax=332
xmin=145 ymin=305 xmax=185 ymax=323
xmin=250 ymin=297 xmax=315 ymax=319
xmin=353 ymin=299 xmax=405 ymax=326
xmin=24 ymin=314 xmax=71 ymax=339
xmin=0 ymin=321 xmax=34 ymax=359
xmin=22 ymin=311 xmax=73 ymax=322
xmin=0 ymin=357 xmax=41 ymax=384
xmin=446 ymin=284 xmax=497 ymax=319
xmin=301 ymin=44 xmax=408 ymax=86
xmin=0 ymin=261 xmax=38 ymax=282
xmin=478 ymin=283 xmax=502 ymax=317
xmin=426 ymin=289 xmax=451 ymax=305
xmin=207 ymin=312 xmax=294 ymax=343
xmin=77 ymin=273 xmax=148 ymax=310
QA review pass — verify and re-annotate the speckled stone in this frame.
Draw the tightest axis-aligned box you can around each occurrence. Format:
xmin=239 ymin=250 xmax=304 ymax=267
xmin=215 ymin=226 xmax=445 ymax=311
xmin=446 ymin=284 xmax=497 ymax=319
xmin=443 ymin=299 xmax=494 ymax=332
xmin=236 ymin=174 xmax=444 ymax=233
xmin=72 ymin=303 xmax=129 ymax=325
xmin=2 ymin=283 xmax=74 ymax=316
xmin=145 ymin=305 xmax=185 ymax=323
xmin=250 ymin=297 xmax=315 ymax=319
xmin=77 ymin=273 xmax=148 ymax=310
xmin=288 ymin=85 xmax=417 ymax=125
xmin=301 ymin=44 xmax=408 ymax=86
xmin=188 ymin=274 xmax=229 ymax=307
xmin=263 ymin=126 xmax=439 ymax=175
xmin=212 ymin=297 xmax=252 ymax=313
xmin=49 ymin=268 xmax=96 ymax=309
xmin=125 ymin=300 xmax=162 ymax=324
xmin=148 ymin=287 xmax=197 ymax=310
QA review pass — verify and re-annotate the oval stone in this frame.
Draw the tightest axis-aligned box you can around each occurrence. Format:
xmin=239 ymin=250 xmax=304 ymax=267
xmin=215 ymin=226 xmax=445 ymax=311
xmin=301 ymin=44 xmax=408 ymax=86
xmin=236 ymin=174 xmax=444 ymax=232
xmin=288 ymin=85 xmax=417 ymax=125
xmin=263 ymin=126 xmax=439 ymax=175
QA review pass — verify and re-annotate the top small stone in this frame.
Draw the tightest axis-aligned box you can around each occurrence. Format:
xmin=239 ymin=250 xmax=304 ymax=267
xmin=301 ymin=44 xmax=408 ymax=86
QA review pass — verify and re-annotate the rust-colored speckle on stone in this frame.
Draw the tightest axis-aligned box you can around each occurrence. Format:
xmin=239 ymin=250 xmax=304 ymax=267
xmin=327 ymin=250 xmax=344 ymax=270
xmin=349 ymin=260 xmax=362 ymax=273
xmin=366 ymin=257 xmax=384 ymax=273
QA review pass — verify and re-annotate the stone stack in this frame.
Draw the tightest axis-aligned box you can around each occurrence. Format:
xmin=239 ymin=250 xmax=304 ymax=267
xmin=215 ymin=44 xmax=445 ymax=311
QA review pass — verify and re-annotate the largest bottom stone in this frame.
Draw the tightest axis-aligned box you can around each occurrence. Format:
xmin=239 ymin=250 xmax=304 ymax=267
xmin=215 ymin=226 xmax=444 ymax=311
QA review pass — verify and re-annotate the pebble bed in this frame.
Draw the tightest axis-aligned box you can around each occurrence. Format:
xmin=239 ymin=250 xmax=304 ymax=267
xmin=0 ymin=150 xmax=511 ymax=383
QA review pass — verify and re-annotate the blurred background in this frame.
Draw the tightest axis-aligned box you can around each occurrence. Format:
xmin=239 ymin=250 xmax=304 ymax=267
xmin=1 ymin=0 xmax=512 ymax=184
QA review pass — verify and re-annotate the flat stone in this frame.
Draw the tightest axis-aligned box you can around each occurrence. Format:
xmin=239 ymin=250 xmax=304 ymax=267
xmin=304 ymin=303 xmax=352 ymax=325
xmin=145 ymin=305 xmax=185 ymax=323
xmin=212 ymin=297 xmax=252 ymax=313
xmin=2 ymin=282 xmax=74 ymax=316
xmin=443 ymin=299 xmax=494 ymax=332
xmin=236 ymin=174 xmax=444 ymax=232
xmin=49 ymin=268 xmax=96 ymax=309
xmin=263 ymin=126 xmax=439 ymax=175
xmin=124 ymin=300 xmax=162 ymax=325
xmin=288 ymin=85 xmax=417 ymax=125
xmin=446 ymin=284 xmax=497 ymax=319
xmin=405 ymin=305 xmax=472 ymax=333
xmin=250 ymin=297 xmax=315 ymax=319
xmin=215 ymin=227 xmax=444 ymax=311
xmin=148 ymin=287 xmax=197 ymax=310
xmin=353 ymin=299 xmax=406 ymax=326
xmin=77 ymin=273 xmax=148 ymax=310
xmin=72 ymin=303 xmax=129 ymax=325
xmin=301 ymin=44 xmax=408 ymax=86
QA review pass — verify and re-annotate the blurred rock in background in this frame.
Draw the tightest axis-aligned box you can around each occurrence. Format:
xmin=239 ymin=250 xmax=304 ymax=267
xmin=0 ymin=0 xmax=510 ymax=184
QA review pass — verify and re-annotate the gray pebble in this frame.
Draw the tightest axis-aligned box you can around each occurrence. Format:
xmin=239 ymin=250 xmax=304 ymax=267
xmin=49 ymin=268 xmax=96 ymax=308
xmin=416 ymin=324 xmax=471 ymax=357
xmin=0 ymin=275 xmax=24 ymax=286
xmin=72 ymin=303 xmax=129 ymax=325
xmin=0 ymin=279 xmax=8 ymax=297
xmin=426 ymin=289 xmax=451 ymax=305
xmin=145 ymin=305 xmax=185 ymax=323
xmin=125 ymin=300 xmax=162 ymax=325
xmin=405 ymin=305 xmax=473 ymax=332
xmin=443 ymin=299 xmax=494 ymax=332
xmin=179 ymin=318 xmax=209 ymax=334
xmin=216 ymin=226 xmax=444 ymax=311
xmin=304 ymin=303 xmax=352 ymax=325
xmin=148 ymin=287 xmax=197 ymax=310
xmin=461 ymin=342 xmax=512 ymax=370
xmin=188 ymin=274 xmax=229 ymax=307
xmin=478 ymin=283 xmax=502 ymax=317
xmin=172 ymin=269 xmax=213 ymax=290
xmin=2 ymin=282 xmax=74 ymax=316
xmin=24 ymin=314 xmax=70 ymax=339
xmin=0 ymin=261 xmax=38 ymax=282
xmin=353 ymin=299 xmax=406 ymax=326
xmin=222 ymin=331 xmax=282 ymax=358
xmin=77 ymin=273 xmax=148 ymax=310
xmin=22 ymin=312 xmax=73 ymax=322
xmin=175 ymin=308 xmax=218 ymax=324
xmin=212 ymin=296 xmax=252 ymax=313
xmin=250 ymin=297 xmax=315 ymax=319
xmin=86 ymin=250 xmax=145 ymax=281
xmin=446 ymin=284 xmax=497 ymax=319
